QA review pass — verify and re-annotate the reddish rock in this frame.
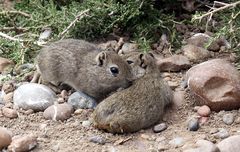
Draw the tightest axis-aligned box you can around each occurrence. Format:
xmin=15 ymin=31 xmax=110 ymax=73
xmin=197 ymin=105 xmax=211 ymax=117
xmin=182 ymin=44 xmax=211 ymax=62
xmin=2 ymin=107 xmax=18 ymax=118
xmin=0 ymin=57 xmax=14 ymax=73
xmin=8 ymin=134 xmax=37 ymax=152
xmin=0 ymin=127 xmax=12 ymax=150
xmin=156 ymin=55 xmax=191 ymax=72
xmin=217 ymin=135 xmax=240 ymax=152
xmin=186 ymin=59 xmax=240 ymax=111
xmin=3 ymin=92 xmax=14 ymax=103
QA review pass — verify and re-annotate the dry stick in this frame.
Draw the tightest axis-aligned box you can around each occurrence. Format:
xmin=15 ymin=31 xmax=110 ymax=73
xmin=59 ymin=9 xmax=90 ymax=39
xmin=0 ymin=10 xmax=31 ymax=18
xmin=0 ymin=31 xmax=26 ymax=42
xmin=195 ymin=1 xmax=240 ymax=20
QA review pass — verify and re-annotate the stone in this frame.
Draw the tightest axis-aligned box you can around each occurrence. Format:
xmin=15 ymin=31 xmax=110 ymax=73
xmin=89 ymin=136 xmax=106 ymax=145
xmin=43 ymin=103 xmax=73 ymax=121
xmin=2 ymin=107 xmax=18 ymax=118
xmin=186 ymin=59 xmax=240 ymax=111
xmin=13 ymin=83 xmax=56 ymax=111
xmin=183 ymin=139 xmax=219 ymax=152
xmin=235 ymin=117 xmax=240 ymax=124
xmin=182 ymin=44 xmax=211 ymax=62
xmin=8 ymin=134 xmax=37 ymax=152
xmin=60 ymin=90 xmax=68 ymax=99
xmin=97 ymin=40 xmax=118 ymax=51
xmin=118 ymin=42 xmax=139 ymax=54
xmin=68 ymin=91 xmax=97 ymax=110
xmin=222 ymin=113 xmax=234 ymax=125
xmin=217 ymin=135 xmax=240 ymax=152
xmin=2 ymin=82 xmax=15 ymax=94
xmin=156 ymin=55 xmax=191 ymax=72
xmin=199 ymin=117 xmax=209 ymax=125
xmin=153 ymin=123 xmax=167 ymax=133
xmin=82 ymin=120 xmax=91 ymax=128
xmin=168 ymin=81 xmax=178 ymax=90
xmin=0 ymin=57 xmax=14 ymax=73
xmin=3 ymin=92 xmax=13 ymax=103
xmin=15 ymin=63 xmax=35 ymax=74
xmin=169 ymin=137 xmax=185 ymax=148
xmin=197 ymin=105 xmax=211 ymax=117
xmin=187 ymin=118 xmax=199 ymax=131
xmin=213 ymin=128 xmax=229 ymax=139
xmin=172 ymin=91 xmax=185 ymax=108
xmin=0 ymin=127 xmax=12 ymax=150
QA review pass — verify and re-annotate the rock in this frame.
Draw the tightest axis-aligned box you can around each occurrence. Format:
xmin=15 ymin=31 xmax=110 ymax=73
xmin=157 ymin=55 xmax=191 ymax=72
xmin=173 ymin=90 xmax=185 ymax=108
xmin=222 ymin=113 xmax=234 ymax=125
xmin=89 ymin=136 xmax=106 ymax=145
xmin=82 ymin=120 xmax=91 ymax=128
xmin=186 ymin=59 xmax=240 ymax=111
xmin=98 ymin=40 xmax=118 ymax=51
xmin=68 ymin=91 xmax=97 ymax=110
xmin=0 ymin=127 xmax=12 ymax=150
xmin=3 ymin=92 xmax=13 ymax=103
xmin=60 ymin=90 xmax=68 ymax=99
xmin=169 ymin=137 xmax=185 ymax=148
xmin=2 ymin=107 xmax=18 ymax=118
xmin=153 ymin=123 xmax=167 ymax=133
xmin=118 ymin=42 xmax=139 ymax=54
xmin=43 ymin=103 xmax=73 ymax=121
xmin=57 ymin=98 xmax=65 ymax=104
xmin=182 ymin=44 xmax=211 ymax=62
xmin=24 ymin=109 xmax=34 ymax=115
xmin=13 ymin=83 xmax=56 ymax=111
xmin=213 ymin=128 xmax=229 ymax=139
xmin=168 ymin=81 xmax=178 ymax=90
xmin=15 ymin=63 xmax=35 ymax=74
xmin=235 ymin=117 xmax=240 ymax=124
xmin=199 ymin=117 xmax=209 ymax=124
xmin=8 ymin=134 xmax=37 ymax=152
xmin=197 ymin=105 xmax=211 ymax=117
xmin=187 ymin=118 xmax=199 ymax=131
xmin=183 ymin=139 xmax=219 ymax=152
xmin=0 ymin=57 xmax=14 ymax=73
xmin=2 ymin=82 xmax=15 ymax=94
xmin=217 ymin=135 xmax=240 ymax=152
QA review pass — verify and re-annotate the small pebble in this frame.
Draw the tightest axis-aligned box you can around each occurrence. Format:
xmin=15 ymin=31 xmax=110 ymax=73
xmin=213 ymin=128 xmax=229 ymax=139
xmin=68 ymin=91 xmax=97 ymax=109
xmin=0 ymin=127 xmax=12 ymax=150
xmin=168 ymin=81 xmax=178 ymax=90
xmin=2 ymin=82 xmax=15 ymax=94
xmin=197 ymin=105 xmax=211 ymax=117
xmin=153 ymin=123 xmax=167 ymax=133
xmin=82 ymin=120 xmax=91 ymax=128
xmin=57 ymin=98 xmax=65 ymax=104
xmin=89 ymin=136 xmax=106 ymax=145
xmin=210 ymin=128 xmax=219 ymax=134
xmin=187 ymin=118 xmax=199 ymax=131
xmin=74 ymin=109 xmax=83 ymax=115
xmin=3 ymin=92 xmax=13 ymax=103
xmin=199 ymin=117 xmax=209 ymax=125
xmin=222 ymin=113 xmax=234 ymax=125
xmin=60 ymin=90 xmax=68 ymax=99
xmin=193 ymin=106 xmax=200 ymax=112
xmin=169 ymin=137 xmax=185 ymax=148
xmin=235 ymin=117 xmax=240 ymax=124
xmin=24 ymin=109 xmax=34 ymax=115
xmin=2 ymin=107 xmax=18 ymax=118
xmin=8 ymin=134 xmax=37 ymax=152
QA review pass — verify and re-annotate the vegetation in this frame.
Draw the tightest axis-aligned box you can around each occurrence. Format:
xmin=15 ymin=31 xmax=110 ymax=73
xmin=0 ymin=0 xmax=239 ymax=64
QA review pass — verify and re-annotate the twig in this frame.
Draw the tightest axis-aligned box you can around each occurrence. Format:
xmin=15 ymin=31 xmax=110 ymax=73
xmin=194 ymin=1 xmax=240 ymax=20
xmin=0 ymin=10 xmax=31 ymax=18
xmin=0 ymin=27 xmax=28 ymax=32
xmin=59 ymin=9 xmax=90 ymax=38
xmin=0 ymin=31 xmax=27 ymax=42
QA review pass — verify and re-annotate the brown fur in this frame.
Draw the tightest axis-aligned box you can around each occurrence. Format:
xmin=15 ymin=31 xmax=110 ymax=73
xmin=92 ymin=52 xmax=173 ymax=133
xmin=36 ymin=39 xmax=132 ymax=101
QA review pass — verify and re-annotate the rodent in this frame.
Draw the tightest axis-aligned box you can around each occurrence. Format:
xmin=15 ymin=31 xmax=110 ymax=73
xmin=92 ymin=52 xmax=173 ymax=133
xmin=35 ymin=39 xmax=133 ymax=101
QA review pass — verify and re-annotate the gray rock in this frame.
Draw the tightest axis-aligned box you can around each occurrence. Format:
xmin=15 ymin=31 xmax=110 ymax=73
xmin=217 ymin=135 xmax=240 ymax=152
xmin=213 ymin=128 xmax=229 ymax=139
xmin=169 ymin=137 xmax=185 ymax=148
xmin=183 ymin=139 xmax=219 ymax=152
xmin=13 ymin=83 xmax=56 ymax=111
xmin=222 ymin=113 xmax=234 ymax=125
xmin=187 ymin=118 xmax=199 ymax=131
xmin=153 ymin=123 xmax=167 ymax=133
xmin=68 ymin=91 xmax=97 ymax=109
xmin=82 ymin=120 xmax=91 ymax=128
xmin=89 ymin=136 xmax=106 ymax=145
xmin=182 ymin=44 xmax=211 ymax=62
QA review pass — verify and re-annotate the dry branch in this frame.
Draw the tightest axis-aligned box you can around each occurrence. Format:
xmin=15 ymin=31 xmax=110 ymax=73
xmin=0 ymin=10 xmax=31 ymax=18
xmin=0 ymin=31 xmax=26 ymax=42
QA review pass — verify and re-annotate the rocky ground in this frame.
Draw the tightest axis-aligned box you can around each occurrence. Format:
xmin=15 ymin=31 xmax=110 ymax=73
xmin=0 ymin=32 xmax=240 ymax=152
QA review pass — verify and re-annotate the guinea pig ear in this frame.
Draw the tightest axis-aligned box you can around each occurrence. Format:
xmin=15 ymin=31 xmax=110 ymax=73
xmin=95 ymin=51 xmax=107 ymax=66
xmin=138 ymin=53 xmax=147 ymax=69
xmin=148 ymin=52 xmax=155 ymax=59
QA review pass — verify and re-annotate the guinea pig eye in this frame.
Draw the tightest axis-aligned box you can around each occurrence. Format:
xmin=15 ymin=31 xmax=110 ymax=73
xmin=110 ymin=67 xmax=119 ymax=76
xmin=127 ymin=60 xmax=134 ymax=64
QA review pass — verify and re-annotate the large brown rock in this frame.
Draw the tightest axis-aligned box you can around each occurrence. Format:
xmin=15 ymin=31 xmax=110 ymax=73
xmin=217 ymin=135 xmax=240 ymax=152
xmin=182 ymin=44 xmax=211 ymax=62
xmin=156 ymin=55 xmax=191 ymax=72
xmin=186 ymin=59 xmax=240 ymax=111
xmin=0 ymin=127 xmax=12 ymax=150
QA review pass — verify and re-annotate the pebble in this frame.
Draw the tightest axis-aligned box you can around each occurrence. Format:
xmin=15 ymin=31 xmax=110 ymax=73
xmin=172 ymin=91 xmax=185 ymax=108
xmin=193 ymin=106 xmax=200 ymax=112
xmin=235 ymin=117 xmax=240 ymax=124
xmin=57 ymin=98 xmax=65 ymax=104
xmin=13 ymin=83 xmax=56 ymax=111
xmin=169 ymin=137 xmax=185 ymax=148
xmin=187 ymin=118 xmax=199 ymax=131
xmin=183 ymin=139 xmax=219 ymax=152
xmin=43 ymin=103 xmax=73 ymax=121
xmin=3 ymin=92 xmax=13 ymax=103
xmin=197 ymin=105 xmax=211 ymax=117
xmin=168 ymin=81 xmax=178 ymax=90
xmin=89 ymin=136 xmax=106 ymax=145
xmin=0 ymin=127 xmax=12 ymax=150
xmin=2 ymin=107 xmax=18 ymax=118
xmin=199 ymin=117 xmax=209 ymax=125
xmin=2 ymin=82 xmax=15 ymax=94
xmin=153 ymin=123 xmax=167 ymax=133
xmin=60 ymin=90 xmax=68 ymax=99
xmin=210 ymin=128 xmax=219 ymax=134
xmin=217 ymin=135 xmax=240 ymax=152
xmin=68 ymin=91 xmax=97 ymax=109
xmin=24 ymin=109 xmax=34 ymax=115
xmin=82 ymin=120 xmax=91 ymax=128
xmin=213 ymin=128 xmax=229 ymax=139
xmin=8 ymin=134 xmax=37 ymax=152
xmin=222 ymin=113 xmax=234 ymax=125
